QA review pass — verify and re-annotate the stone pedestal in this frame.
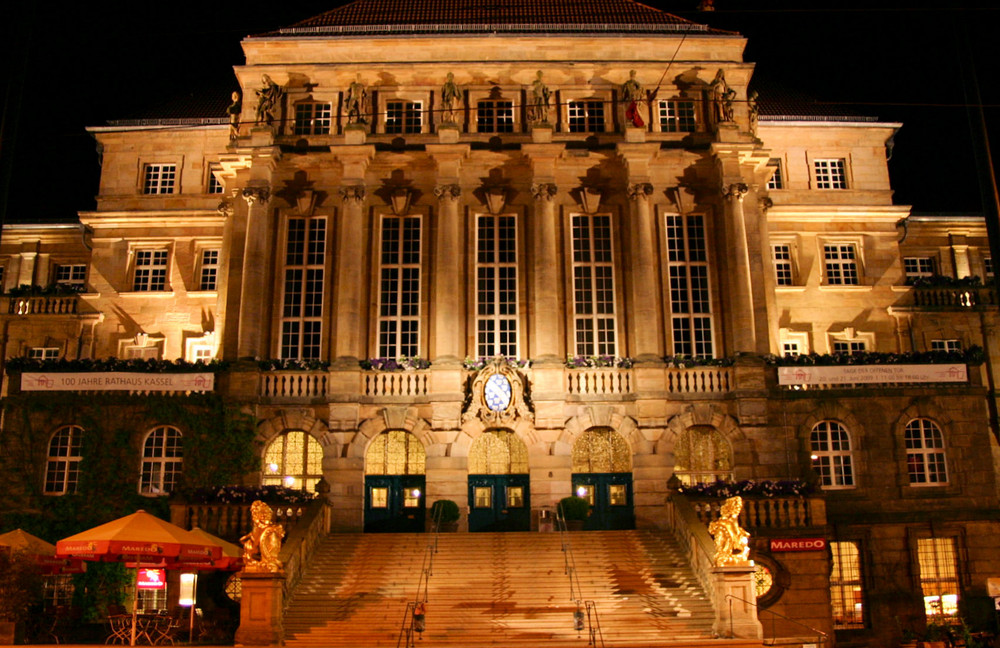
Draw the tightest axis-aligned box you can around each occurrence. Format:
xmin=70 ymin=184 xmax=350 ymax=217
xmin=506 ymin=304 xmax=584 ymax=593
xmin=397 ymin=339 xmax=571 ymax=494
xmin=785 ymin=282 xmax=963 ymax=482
xmin=710 ymin=566 xmax=763 ymax=639
xmin=235 ymin=572 xmax=285 ymax=645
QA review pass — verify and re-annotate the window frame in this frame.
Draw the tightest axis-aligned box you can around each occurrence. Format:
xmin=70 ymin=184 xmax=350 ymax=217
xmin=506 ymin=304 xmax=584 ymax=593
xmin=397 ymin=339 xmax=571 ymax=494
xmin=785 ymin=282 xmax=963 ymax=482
xmin=565 ymin=98 xmax=608 ymax=133
xmin=262 ymin=430 xmax=324 ymax=492
xmin=130 ymin=247 xmax=171 ymax=292
xmin=766 ymin=158 xmax=784 ymax=190
xmin=772 ymin=242 xmax=795 ymax=286
xmin=905 ymin=418 xmax=948 ymax=486
xmin=44 ymin=425 xmax=84 ymax=495
xmin=810 ymin=420 xmax=856 ymax=489
xmin=656 ymin=98 xmax=697 ymax=133
xmin=475 ymin=213 xmax=520 ymax=359
xmin=384 ymin=100 xmax=424 ymax=135
xmin=28 ymin=347 xmax=60 ymax=360
xmin=813 ymin=158 xmax=848 ymax=190
xmin=475 ymin=99 xmax=516 ymax=134
xmin=293 ymin=101 xmax=333 ymax=136
xmin=279 ymin=215 xmax=328 ymax=361
xmin=139 ymin=425 xmax=183 ymax=495
xmin=570 ymin=212 xmax=619 ymax=358
xmin=197 ymin=248 xmax=221 ymax=292
xmin=665 ymin=213 xmax=715 ymax=358
xmin=915 ymin=535 xmax=961 ymax=619
xmin=903 ymin=256 xmax=936 ymax=284
xmin=931 ymin=339 xmax=961 ymax=353
xmin=141 ymin=163 xmax=178 ymax=195
xmin=822 ymin=242 xmax=861 ymax=286
xmin=377 ymin=214 xmax=422 ymax=359
xmin=829 ymin=540 xmax=866 ymax=629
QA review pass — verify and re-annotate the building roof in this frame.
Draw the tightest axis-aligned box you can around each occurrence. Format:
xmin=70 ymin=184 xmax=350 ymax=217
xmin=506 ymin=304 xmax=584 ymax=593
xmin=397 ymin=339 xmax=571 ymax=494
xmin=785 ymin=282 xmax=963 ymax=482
xmin=259 ymin=0 xmax=733 ymax=37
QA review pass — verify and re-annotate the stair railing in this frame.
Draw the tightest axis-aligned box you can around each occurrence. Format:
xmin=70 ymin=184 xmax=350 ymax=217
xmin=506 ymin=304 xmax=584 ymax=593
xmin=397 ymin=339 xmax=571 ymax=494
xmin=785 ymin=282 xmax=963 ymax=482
xmin=396 ymin=506 xmax=443 ymax=648
xmin=725 ymin=594 xmax=829 ymax=646
xmin=555 ymin=503 xmax=605 ymax=647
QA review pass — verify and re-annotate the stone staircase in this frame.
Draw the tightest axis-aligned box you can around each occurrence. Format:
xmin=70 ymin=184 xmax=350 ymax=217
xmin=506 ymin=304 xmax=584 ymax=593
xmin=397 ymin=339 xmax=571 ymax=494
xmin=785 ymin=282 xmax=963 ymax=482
xmin=283 ymin=529 xmax=765 ymax=647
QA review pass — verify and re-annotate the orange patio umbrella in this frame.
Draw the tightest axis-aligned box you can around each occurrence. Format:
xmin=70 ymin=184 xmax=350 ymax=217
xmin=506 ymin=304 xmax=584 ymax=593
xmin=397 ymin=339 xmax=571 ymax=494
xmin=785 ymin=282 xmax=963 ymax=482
xmin=56 ymin=510 xmax=221 ymax=646
xmin=0 ymin=528 xmax=86 ymax=574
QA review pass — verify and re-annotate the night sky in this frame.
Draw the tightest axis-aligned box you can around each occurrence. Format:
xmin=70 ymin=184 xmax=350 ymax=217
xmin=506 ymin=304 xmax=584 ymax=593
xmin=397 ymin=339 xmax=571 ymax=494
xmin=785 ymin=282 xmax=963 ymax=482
xmin=2 ymin=1 xmax=998 ymax=224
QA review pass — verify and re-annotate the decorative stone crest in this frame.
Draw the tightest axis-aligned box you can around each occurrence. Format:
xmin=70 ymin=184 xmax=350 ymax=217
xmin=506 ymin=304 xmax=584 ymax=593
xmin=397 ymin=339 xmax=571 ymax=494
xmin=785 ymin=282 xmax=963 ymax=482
xmin=433 ymin=184 xmax=461 ymax=201
xmin=484 ymin=187 xmax=508 ymax=215
xmin=574 ymin=186 xmax=603 ymax=213
xmin=463 ymin=357 xmax=533 ymax=426
xmin=722 ymin=183 xmax=749 ymax=202
xmin=627 ymin=182 xmax=654 ymax=201
xmin=530 ymin=183 xmax=557 ymax=201
xmin=338 ymin=184 xmax=367 ymax=204
xmin=391 ymin=187 xmax=414 ymax=215
xmin=242 ymin=185 xmax=271 ymax=206
xmin=217 ymin=200 xmax=234 ymax=217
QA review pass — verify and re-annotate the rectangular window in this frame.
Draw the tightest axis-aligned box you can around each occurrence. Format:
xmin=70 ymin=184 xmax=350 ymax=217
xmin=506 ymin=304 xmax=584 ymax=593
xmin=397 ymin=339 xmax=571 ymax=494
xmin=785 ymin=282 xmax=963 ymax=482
xmin=43 ymin=575 xmax=74 ymax=609
xmin=124 ymin=345 xmax=161 ymax=360
xmin=294 ymin=102 xmax=332 ymax=135
xmin=984 ymin=256 xmax=993 ymax=279
xmin=370 ymin=487 xmax=388 ymax=509
xmin=142 ymin=164 xmax=177 ymax=195
xmin=575 ymin=484 xmax=595 ymax=506
xmin=917 ymin=537 xmax=960 ymax=619
xmin=476 ymin=214 xmax=518 ymax=359
xmin=474 ymin=486 xmax=492 ymax=508
xmin=658 ymin=100 xmax=696 ymax=132
xmin=824 ymin=244 xmax=859 ymax=285
xmin=832 ymin=340 xmax=866 ymax=354
xmin=207 ymin=166 xmax=224 ymax=194
xmin=132 ymin=249 xmax=169 ymax=291
xmin=608 ymin=484 xmax=627 ymax=506
xmin=280 ymin=217 xmax=326 ymax=360
xmin=568 ymin=100 xmax=605 ymax=133
xmin=385 ymin=101 xmax=422 ymax=134
xmin=378 ymin=216 xmax=421 ymax=358
xmin=477 ymin=100 xmax=515 ymax=133
xmin=782 ymin=342 xmax=801 ymax=357
xmin=931 ymin=339 xmax=961 ymax=353
xmin=198 ymin=249 xmax=220 ymax=291
xmin=667 ymin=214 xmax=714 ymax=357
xmin=506 ymin=486 xmax=524 ymax=508
xmin=903 ymin=257 xmax=935 ymax=283
xmin=772 ymin=244 xmax=793 ymax=285
xmin=572 ymin=214 xmax=617 ymax=357
xmin=766 ymin=158 xmax=784 ymax=190
xmin=830 ymin=541 xmax=865 ymax=629
xmin=814 ymin=158 xmax=847 ymax=189
xmin=55 ymin=264 xmax=86 ymax=287
xmin=28 ymin=347 xmax=60 ymax=360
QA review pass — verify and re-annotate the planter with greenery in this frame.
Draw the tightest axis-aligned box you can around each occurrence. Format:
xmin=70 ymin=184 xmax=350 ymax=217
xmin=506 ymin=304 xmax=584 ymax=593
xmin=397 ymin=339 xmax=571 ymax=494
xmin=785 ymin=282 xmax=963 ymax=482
xmin=430 ymin=499 xmax=460 ymax=531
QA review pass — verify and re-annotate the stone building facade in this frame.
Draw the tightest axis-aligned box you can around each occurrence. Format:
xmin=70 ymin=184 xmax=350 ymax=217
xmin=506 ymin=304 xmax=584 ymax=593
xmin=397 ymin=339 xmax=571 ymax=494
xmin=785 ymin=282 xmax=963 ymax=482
xmin=3 ymin=1 xmax=1000 ymax=645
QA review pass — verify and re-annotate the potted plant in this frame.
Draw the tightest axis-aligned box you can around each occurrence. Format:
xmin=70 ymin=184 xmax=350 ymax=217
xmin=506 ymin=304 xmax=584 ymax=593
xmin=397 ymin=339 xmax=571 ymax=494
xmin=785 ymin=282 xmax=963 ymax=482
xmin=430 ymin=499 xmax=460 ymax=532
xmin=558 ymin=496 xmax=591 ymax=531
xmin=919 ymin=619 xmax=950 ymax=648
xmin=0 ymin=551 xmax=42 ymax=644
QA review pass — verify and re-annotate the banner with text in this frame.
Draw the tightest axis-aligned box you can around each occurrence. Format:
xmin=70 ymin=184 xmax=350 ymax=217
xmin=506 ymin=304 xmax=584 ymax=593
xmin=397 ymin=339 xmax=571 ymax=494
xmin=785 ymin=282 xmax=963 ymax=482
xmin=21 ymin=372 xmax=215 ymax=392
xmin=777 ymin=364 xmax=966 ymax=386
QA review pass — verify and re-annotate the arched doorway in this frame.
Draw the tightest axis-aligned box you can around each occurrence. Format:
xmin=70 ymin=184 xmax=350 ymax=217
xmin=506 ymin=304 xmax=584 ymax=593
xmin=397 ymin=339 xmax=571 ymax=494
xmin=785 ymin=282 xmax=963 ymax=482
xmin=571 ymin=427 xmax=634 ymax=530
xmin=262 ymin=430 xmax=322 ymax=491
xmin=467 ymin=429 xmax=530 ymax=532
xmin=673 ymin=425 xmax=733 ymax=485
xmin=364 ymin=430 xmax=426 ymax=532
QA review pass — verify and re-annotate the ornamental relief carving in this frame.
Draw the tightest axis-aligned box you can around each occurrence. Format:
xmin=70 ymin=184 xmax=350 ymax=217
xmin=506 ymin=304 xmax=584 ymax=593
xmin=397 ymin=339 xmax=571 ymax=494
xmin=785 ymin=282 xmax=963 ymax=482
xmin=462 ymin=357 xmax=533 ymax=426
xmin=338 ymin=184 xmax=367 ymax=204
xmin=241 ymin=185 xmax=271 ymax=205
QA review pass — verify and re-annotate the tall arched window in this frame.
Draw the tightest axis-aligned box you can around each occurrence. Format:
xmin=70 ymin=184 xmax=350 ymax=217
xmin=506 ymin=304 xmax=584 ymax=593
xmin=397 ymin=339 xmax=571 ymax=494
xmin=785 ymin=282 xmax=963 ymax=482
xmin=905 ymin=419 xmax=948 ymax=485
xmin=572 ymin=428 xmax=631 ymax=473
xmin=469 ymin=430 xmax=529 ymax=474
xmin=44 ymin=425 xmax=83 ymax=494
xmin=810 ymin=421 xmax=855 ymax=489
xmin=365 ymin=430 xmax=425 ymax=476
xmin=140 ymin=426 xmax=183 ymax=494
xmin=263 ymin=430 xmax=323 ymax=491
xmin=673 ymin=425 xmax=732 ymax=485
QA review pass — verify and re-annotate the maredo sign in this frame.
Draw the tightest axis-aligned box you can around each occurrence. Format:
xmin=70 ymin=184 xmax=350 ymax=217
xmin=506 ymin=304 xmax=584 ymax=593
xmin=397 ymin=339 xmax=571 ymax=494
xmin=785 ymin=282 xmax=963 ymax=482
xmin=770 ymin=538 xmax=827 ymax=552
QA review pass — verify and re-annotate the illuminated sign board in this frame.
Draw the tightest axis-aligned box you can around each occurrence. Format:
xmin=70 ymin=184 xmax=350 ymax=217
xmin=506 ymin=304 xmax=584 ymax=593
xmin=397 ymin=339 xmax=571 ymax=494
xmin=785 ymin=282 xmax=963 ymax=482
xmin=137 ymin=568 xmax=166 ymax=589
xmin=769 ymin=538 xmax=827 ymax=552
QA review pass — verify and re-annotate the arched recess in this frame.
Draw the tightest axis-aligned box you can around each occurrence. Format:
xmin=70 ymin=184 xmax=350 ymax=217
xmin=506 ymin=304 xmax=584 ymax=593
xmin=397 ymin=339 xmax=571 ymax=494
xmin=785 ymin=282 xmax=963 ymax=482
xmin=363 ymin=429 xmax=427 ymax=533
xmin=662 ymin=404 xmax=747 ymax=483
xmin=570 ymin=427 xmax=635 ymax=529
xmin=256 ymin=409 xmax=334 ymax=492
xmin=561 ymin=408 xmax=645 ymax=456
xmin=454 ymin=416 xmax=539 ymax=459
xmin=800 ymin=402 xmax=865 ymax=489
xmin=351 ymin=407 xmax=432 ymax=460
xmin=467 ymin=429 xmax=531 ymax=532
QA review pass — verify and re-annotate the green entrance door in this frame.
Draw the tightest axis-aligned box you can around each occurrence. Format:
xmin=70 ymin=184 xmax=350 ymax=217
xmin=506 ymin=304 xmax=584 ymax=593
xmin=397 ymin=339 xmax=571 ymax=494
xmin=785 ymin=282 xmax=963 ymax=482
xmin=364 ymin=475 xmax=426 ymax=532
xmin=364 ymin=430 xmax=426 ymax=533
xmin=467 ymin=474 xmax=531 ymax=532
xmin=572 ymin=472 xmax=634 ymax=530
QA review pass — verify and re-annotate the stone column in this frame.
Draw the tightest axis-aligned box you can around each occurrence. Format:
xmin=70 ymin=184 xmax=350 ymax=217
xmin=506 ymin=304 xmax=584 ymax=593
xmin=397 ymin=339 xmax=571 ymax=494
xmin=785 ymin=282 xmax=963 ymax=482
xmin=951 ymin=234 xmax=971 ymax=278
xmin=711 ymin=566 xmax=763 ymax=639
xmin=530 ymin=182 xmax=561 ymax=361
xmin=333 ymin=184 xmax=367 ymax=364
xmin=237 ymin=185 xmax=272 ymax=359
xmin=432 ymin=183 xmax=462 ymax=363
xmin=234 ymin=572 xmax=284 ymax=645
xmin=627 ymin=182 xmax=662 ymax=360
xmin=215 ymin=200 xmax=238 ymax=359
xmin=16 ymin=251 xmax=37 ymax=287
xmin=723 ymin=183 xmax=756 ymax=353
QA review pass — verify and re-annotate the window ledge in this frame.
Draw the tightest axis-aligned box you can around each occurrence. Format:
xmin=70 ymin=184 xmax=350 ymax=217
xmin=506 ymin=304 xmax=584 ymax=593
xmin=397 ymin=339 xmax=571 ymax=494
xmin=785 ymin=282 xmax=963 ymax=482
xmin=119 ymin=291 xmax=176 ymax=298
xmin=187 ymin=290 xmax=219 ymax=298
xmin=818 ymin=285 xmax=871 ymax=292
xmin=775 ymin=286 xmax=807 ymax=293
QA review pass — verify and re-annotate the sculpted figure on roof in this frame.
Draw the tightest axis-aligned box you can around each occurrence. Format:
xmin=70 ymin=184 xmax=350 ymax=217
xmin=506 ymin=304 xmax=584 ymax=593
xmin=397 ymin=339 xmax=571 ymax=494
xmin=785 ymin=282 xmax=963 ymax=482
xmin=441 ymin=72 xmax=461 ymax=125
xmin=346 ymin=75 xmax=369 ymax=125
xmin=529 ymin=71 xmax=552 ymax=125
xmin=228 ymin=91 xmax=242 ymax=141
xmin=622 ymin=70 xmax=645 ymax=128
xmin=254 ymin=75 xmax=283 ymax=131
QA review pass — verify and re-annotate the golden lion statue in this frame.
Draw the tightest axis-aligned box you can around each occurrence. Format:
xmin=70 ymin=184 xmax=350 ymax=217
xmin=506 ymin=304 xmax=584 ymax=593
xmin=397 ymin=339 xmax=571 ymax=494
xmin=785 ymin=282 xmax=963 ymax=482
xmin=708 ymin=495 xmax=751 ymax=567
xmin=240 ymin=500 xmax=285 ymax=573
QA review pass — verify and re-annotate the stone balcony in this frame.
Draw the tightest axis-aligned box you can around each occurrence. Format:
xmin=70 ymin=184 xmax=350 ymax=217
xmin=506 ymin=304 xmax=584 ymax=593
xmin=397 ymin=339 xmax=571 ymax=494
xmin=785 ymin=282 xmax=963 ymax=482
xmin=2 ymin=294 xmax=81 ymax=315
xmin=911 ymin=285 xmax=998 ymax=309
